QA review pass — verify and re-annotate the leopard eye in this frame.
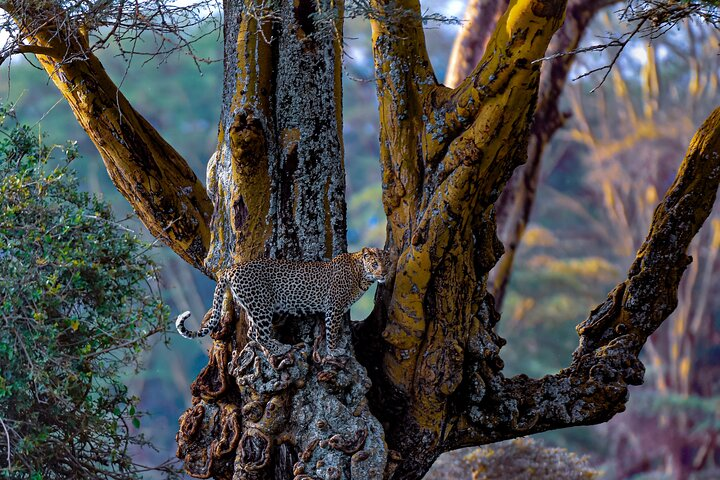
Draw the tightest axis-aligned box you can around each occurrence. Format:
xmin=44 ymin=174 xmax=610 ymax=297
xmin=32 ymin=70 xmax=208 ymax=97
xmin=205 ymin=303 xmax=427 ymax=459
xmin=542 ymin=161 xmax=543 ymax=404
xmin=372 ymin=262 xmax=379 ymax=268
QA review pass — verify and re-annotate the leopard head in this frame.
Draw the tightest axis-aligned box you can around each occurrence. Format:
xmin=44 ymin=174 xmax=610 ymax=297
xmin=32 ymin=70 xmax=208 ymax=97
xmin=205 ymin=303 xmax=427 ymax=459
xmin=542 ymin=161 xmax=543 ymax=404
xmin=360 ymin=247 xmax=391 ymax=284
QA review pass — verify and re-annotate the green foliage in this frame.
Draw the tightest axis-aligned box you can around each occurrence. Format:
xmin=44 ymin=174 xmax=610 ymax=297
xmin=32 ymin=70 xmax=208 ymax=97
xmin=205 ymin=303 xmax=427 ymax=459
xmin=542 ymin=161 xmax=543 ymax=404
xmin=464 ymin=438 xmax=603 ymax=480
xmin=425 ymin=438 xmax=603 ymax=480
xmin=0 ymin=107 xmax=175 ymax=479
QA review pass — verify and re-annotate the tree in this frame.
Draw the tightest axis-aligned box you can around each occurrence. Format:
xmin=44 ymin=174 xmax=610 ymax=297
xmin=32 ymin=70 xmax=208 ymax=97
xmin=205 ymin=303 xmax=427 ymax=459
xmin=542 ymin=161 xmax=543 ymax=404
xmin=446 ymin=0 xmax=619 ymax=309
xmin=1 ymin=1 xmax=719 ymax=479
xmin=564 ymin=23 xmax=720 ymax=477
xmin=0 ymin=107 xmax=174 ymax=479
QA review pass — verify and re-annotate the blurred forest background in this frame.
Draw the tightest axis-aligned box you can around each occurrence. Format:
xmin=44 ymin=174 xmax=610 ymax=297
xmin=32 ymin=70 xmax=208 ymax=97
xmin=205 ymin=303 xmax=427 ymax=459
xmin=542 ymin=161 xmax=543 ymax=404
xmin=2 ymin=1 xmax=719 ymax=478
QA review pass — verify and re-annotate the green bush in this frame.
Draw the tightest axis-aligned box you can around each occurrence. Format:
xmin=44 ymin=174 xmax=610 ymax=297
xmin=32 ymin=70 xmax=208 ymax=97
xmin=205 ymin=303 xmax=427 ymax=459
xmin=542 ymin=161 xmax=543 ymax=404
xmin=0 ymin=107 xmax=174 ymax=479
xmin=426 ymin=437 xmax=603 ymax=480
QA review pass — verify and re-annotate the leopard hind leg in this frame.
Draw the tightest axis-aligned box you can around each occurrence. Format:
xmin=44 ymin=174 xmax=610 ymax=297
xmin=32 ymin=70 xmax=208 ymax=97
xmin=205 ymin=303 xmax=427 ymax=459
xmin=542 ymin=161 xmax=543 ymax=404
xmin=246 ymin=308 xmax=291 ymax=356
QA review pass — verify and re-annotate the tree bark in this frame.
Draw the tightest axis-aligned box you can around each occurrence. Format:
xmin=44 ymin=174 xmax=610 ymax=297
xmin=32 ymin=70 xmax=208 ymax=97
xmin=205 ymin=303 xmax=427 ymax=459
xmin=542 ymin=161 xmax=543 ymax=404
xmin=176 ymin=2 xmax=387 ymax=480
xmin=361 ymin=0 xmax=568 ymax=476
xmin=3 ymin=1 xmax=213 ymax=270
xmin=445 ymin=0 xmax=619 ymax=309
xmin=4 ymin=1 xmax=720 ymax=480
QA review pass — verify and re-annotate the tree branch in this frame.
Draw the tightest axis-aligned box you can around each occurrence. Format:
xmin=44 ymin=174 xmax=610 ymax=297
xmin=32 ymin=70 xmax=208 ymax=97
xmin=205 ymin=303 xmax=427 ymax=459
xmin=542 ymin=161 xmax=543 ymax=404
xmin=361 ymin=4 xmax=568 ymax=475
xmin=491 ymin=0 xmax=620 ymax=308
xmin=4 ymin=2 xmax=213 ymax=271
xmin=369 ymin=0 xmax=438 ymax=256
xmin=449 ymin=105 xmax=720 ymax=449
xmin=383 ymin=0 xmax=568 ymax=359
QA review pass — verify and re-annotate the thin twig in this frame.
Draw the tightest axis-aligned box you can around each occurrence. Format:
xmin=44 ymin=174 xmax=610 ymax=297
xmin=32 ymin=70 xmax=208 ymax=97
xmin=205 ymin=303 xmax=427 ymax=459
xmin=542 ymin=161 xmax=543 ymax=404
xmin=0 ymin=416 xmax=11 ymax=469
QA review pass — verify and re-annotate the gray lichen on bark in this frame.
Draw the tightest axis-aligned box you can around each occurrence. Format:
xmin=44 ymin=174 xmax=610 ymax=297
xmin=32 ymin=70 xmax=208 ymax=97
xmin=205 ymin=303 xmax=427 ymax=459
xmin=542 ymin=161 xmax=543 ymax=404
xmin=226 ymin=340 xmax=386 ymax=479
xmin=178 ymin=2 xmax=386 ymax=479
xmin=270 ymin=0 xmax=346 ymax=261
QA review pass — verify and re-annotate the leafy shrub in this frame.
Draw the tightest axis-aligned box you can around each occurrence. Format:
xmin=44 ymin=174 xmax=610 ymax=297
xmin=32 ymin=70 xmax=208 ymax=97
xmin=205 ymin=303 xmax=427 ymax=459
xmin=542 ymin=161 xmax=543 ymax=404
xmin=466 ymin=438 xmax=602 ymax=480
xmin=426 ymin=437 xmax=602 ymax=480
xmin=0 ymin=107 xmax=174 ymax=479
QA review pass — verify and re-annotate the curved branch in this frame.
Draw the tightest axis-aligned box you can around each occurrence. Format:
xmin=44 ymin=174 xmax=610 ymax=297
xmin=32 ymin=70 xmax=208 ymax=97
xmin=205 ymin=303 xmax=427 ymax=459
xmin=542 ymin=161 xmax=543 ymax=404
xmin=4 ymin=3 xmax=213 ymax=271
xmin=491 ymin=0 xmax=620 ymax=307
xmin=449 ymin=105 xmax=720 ymax=449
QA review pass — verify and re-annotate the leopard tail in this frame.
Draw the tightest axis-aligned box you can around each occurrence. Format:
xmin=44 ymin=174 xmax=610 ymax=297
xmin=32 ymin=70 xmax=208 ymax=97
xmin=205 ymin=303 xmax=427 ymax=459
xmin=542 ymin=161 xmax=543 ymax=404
xmin=175 ymin=274 xmax=229 ymax=339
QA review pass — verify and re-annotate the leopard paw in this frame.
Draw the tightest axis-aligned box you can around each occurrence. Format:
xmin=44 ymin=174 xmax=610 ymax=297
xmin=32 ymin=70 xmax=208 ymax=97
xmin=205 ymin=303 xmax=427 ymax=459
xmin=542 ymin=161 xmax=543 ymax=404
xmin=264 ymin=340 xmax=292 ymax=357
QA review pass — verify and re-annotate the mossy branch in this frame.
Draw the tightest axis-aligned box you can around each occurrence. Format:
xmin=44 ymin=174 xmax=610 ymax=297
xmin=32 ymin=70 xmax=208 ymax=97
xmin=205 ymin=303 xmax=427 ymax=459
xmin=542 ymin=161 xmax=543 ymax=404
xmin=381 ymin=0 xmax=567 ymax=381
xmin=449 ymin=105 xmax=720 ymax=449
xmin=3 ymin=2 xmax=213 ymax=271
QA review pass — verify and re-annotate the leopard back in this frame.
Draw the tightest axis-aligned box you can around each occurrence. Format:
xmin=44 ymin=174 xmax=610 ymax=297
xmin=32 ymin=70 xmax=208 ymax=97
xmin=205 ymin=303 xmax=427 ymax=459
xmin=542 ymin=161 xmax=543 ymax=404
xmin=230 ymin=259 xmax=333 ymax=315
xmin=175 ymin=248 xmax=391 ymax=356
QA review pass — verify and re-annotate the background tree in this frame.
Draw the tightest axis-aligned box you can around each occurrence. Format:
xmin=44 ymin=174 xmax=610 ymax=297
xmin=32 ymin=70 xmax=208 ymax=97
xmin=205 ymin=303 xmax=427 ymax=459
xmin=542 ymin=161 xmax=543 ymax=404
xmin=566 ymin=21 xmax=720 ymax=477
xmin=2 ymin=1 xmax=720 ymax=480
xmin=0 ymin=107 xmax=174 ymax=479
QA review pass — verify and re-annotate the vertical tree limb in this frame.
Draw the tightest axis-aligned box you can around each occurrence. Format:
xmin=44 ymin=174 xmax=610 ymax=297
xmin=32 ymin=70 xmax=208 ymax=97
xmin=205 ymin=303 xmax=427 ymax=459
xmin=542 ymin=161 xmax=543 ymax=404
xmin=206 ymin=0 xmax=347 ymax=273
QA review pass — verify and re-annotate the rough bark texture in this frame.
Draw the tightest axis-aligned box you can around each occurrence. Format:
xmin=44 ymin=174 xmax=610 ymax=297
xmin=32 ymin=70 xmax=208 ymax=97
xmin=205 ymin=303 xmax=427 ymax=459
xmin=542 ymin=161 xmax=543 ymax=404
xmin=358 ymin=1 xmax=568 ymax=476
xmin=205 ymin=0 xmax=347 ymax=271
xmin=176 ymin=2 xmax=385 ymax=480
xmin=5 ymin=1 xmax=720 ymax=480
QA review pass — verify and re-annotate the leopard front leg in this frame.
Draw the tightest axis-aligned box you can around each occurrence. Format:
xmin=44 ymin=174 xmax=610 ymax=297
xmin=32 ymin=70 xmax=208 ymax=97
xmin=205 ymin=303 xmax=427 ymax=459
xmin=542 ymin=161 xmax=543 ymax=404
xmin=324 ymin=309 xmax=346 ymax=358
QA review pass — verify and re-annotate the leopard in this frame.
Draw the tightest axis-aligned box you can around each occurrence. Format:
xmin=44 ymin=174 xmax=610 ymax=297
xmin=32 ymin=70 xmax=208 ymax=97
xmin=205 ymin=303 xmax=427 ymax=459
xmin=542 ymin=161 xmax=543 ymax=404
xmin=175 ymin=247 xmax=390 ymax=357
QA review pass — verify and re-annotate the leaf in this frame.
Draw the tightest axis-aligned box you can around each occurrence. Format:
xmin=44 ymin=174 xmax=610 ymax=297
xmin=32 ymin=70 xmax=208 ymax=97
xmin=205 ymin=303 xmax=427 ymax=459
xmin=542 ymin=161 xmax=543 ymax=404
xmin=132 ymin=417 xmax=140 ymax=429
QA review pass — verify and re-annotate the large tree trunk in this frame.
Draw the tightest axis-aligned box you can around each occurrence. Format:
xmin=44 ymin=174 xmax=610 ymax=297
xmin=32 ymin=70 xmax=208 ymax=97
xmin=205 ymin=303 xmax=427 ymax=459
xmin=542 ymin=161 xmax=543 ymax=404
xmin=4 ymin=1 xmax=720 ymax=480
xmin=175 ymin=2 xmax=387 ymax=479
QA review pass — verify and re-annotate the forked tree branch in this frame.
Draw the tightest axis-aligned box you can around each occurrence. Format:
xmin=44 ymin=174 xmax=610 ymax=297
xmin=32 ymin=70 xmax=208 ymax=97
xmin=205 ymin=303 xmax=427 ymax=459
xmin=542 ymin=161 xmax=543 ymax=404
xmin=449 ymin=105 xmax=720 ymax=449
xmin=382 ymin=0 xmax=567 ymax=362
xmin=363 ymin=3 xmax=570 ymax=474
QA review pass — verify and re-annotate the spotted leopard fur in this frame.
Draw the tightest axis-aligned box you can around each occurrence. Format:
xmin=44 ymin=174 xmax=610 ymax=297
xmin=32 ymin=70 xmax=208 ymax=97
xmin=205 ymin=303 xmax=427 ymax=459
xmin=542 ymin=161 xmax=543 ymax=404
xmin=176 ymin=248 xmax=390 ymax=356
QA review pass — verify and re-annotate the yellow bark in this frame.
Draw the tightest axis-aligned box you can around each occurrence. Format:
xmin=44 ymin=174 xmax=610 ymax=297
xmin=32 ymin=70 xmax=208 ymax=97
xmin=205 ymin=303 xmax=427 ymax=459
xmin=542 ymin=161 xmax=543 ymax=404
xmin=370 ymin=0 xmax=567 ymax=451
xmin=8 ymin=6 xmax=213 ymax=270
xmin=204 ymin=7 xmax=275 ymax=271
